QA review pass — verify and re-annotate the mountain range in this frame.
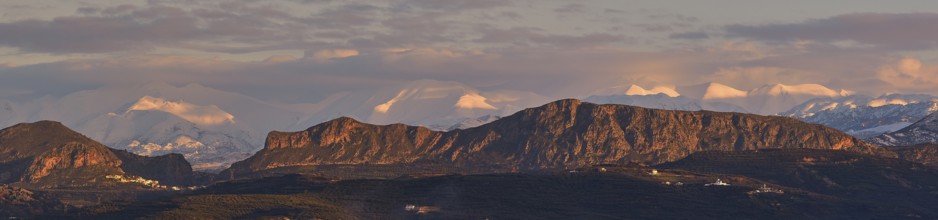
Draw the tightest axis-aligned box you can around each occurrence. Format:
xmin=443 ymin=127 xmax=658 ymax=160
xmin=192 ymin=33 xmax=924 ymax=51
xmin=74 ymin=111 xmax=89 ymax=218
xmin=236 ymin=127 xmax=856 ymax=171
xmin=0 ymin=80 xmax=549 ymax=171
xmin=586 ymin=82 xmax=852 ymax=115
xmin=222 ymin=99 xmax=889 ymax=178
xmin=5 ymin=99 xmax=938 ymax=219
xmin=782 ymin=94 xmax=938 ymax=138
xmin=0 ymin=121 xmax=196 ymax=187
xmin=1 ymin=79 xmax=928 ymax=173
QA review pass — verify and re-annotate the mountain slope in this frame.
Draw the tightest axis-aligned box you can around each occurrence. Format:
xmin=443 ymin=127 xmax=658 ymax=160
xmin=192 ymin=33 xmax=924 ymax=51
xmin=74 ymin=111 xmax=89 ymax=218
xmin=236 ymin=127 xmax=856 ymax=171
xmin=891 ymin=143 xmax=938 ymax=167
xmin=657 ymin=148 xmax=938 ymax=217
xmin=87 ymin=150 xmax=938 ymax=219
xmin=0 ymin=121 xmax=196 ymax=187
xmin=0 ymin=83 xmax=306 ymax=171
xmin=869 ymin=111 xmax=938 ymax=146
xmin=224 ymin=99 xmax=891 ymax=178
xmin=782 ymin=94 xmax=938 ymax=138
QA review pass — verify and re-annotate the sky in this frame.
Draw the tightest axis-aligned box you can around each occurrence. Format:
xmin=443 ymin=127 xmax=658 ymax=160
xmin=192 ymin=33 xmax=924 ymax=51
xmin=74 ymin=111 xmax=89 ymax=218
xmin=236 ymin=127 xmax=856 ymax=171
xmin=2 ymin=0 xmax=938 ymax=103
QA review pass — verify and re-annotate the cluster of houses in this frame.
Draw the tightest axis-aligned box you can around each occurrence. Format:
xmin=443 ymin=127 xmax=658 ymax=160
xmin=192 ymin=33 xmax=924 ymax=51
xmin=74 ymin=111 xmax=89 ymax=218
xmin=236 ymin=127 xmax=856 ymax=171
xmin=404 ymin=204 xmax=439 ymax=214
xmin=747 ymin=184 xmax=785 ymax=195
xmin=704 ymin=179 xmax=731 ymax=186
xmin=105 ymin=175 xmax=201 ymax=191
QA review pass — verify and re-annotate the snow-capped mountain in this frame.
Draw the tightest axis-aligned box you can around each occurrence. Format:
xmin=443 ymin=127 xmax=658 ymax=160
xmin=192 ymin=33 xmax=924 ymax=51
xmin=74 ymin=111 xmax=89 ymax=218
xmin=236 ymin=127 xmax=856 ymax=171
xmin=0 ymin=82 xmax=306 ymax=171
xmin=291 ymin=79 xmax=552 ymax=130
xmin=443 ymin=114 xmax=503 ymax=131
xmin=591 ymin=85 xmax=681 ymax=97
xmin=869 ymin=111 xmax=938 ymax=146
xmin=0 ymin=80 xmax=551 ymax=171
xmin=584 ymin=83 xmax=848 ymax=115
xmin=583 ymin=92 xmax=748 ymax=113
xmin=677 ymin=82 xmax=851 ymax=115
xmin=0 ymin=79 xmax=866 ymax=171
xmin=782 ymin=94 xmax=938 ymax=138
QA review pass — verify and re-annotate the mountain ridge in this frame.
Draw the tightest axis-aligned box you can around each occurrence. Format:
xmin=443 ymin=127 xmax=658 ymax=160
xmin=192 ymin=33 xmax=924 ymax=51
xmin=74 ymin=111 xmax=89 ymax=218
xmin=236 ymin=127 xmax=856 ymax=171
xmin=224 ymin=99 xmax=892 ymax=178
xmin=0 ymin=120 xmax=197 ymax=187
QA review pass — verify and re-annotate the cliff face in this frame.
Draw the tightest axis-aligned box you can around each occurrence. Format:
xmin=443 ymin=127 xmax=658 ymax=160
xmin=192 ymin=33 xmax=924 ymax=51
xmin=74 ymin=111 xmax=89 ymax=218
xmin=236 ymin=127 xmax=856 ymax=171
xmin=0 ymin=121 xmax=196 ymax=186
xmin=109 ymin=149 xmax=194 ymax=186
xmin=226 ymin=99 xmax=892 ymax=177
xmin=0 ymin=121 xmax=124 ymax=184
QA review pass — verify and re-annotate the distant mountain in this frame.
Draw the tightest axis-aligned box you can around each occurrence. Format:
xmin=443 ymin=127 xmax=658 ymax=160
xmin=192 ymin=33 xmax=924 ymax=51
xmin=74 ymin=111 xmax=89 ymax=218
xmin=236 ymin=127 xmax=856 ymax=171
xmin=0 ymin=121 xmax=195 ymax=187
xmin=589 ymin=83 xmax=850 ymax=115
xmin=680 ymin=82 xmax=851 ymax=115
xmin=869 ymin=111 xmax=938 ymax=146
xmin=782 ymin=94 xmax=938 ymax=138
xmin=291 ymin=79 xmax=551 ymax=130
xmin=0 ymin=83 xmax=306 ymax=171
xmin=223 ymin=99 xmax=890 ymax=178
xmin=583 ymin=93 xmax=747 ymax=113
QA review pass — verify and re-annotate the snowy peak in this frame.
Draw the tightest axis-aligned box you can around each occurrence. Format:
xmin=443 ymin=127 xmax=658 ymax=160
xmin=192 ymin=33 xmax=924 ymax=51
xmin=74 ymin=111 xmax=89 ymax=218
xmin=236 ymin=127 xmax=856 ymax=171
xmin=126 ymin=96 xmax=235 ymax=126
xmin=678 ymin=82 xmax=747 ymax=100
xmin=592 ymin=84 xmax=680 ymax=97
xmin=455 ymin=93 xmax=497 ymax=110
xmin=371 ymin=80 xmax=490 ymax=113
xmin=622 ymin=85 xmax=680 ymax=97
xmin=783 ymin=94 xmax=938 ymax=139
xmin=292 ymin=79 xmax=548 ymax=130
xmin=749 ymin=84 xmax=847 ymax=97
xmin=702 ymin=82 xmax=748 ymax=100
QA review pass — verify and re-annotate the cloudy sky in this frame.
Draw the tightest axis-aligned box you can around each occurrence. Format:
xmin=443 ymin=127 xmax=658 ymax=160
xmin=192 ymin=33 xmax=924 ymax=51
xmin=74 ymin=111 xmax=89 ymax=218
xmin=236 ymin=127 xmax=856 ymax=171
xmin=2 ymin=0 xmax=938 ymax=102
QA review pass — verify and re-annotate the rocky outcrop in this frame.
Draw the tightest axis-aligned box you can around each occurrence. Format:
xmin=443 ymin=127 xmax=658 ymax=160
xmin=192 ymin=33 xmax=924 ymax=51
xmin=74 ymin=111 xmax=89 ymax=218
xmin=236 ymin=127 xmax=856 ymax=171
xmin=225 ymin=99 xmax=892 ymax=177
xmin=0 ymin=121 xmax=124 ymax=185
xmin=109 ymin=149 xmax=195 ymax=186
xmin=0 ymin=121 xmax=197 ymax=187
xmin=23 ymin=142 xmax=123 ymax=183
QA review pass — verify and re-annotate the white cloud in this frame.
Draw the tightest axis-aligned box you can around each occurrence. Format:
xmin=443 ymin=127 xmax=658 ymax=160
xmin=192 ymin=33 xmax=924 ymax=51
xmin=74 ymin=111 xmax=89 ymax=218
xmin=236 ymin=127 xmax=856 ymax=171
xmin=309 ymin=49 xmax=360 ymax=62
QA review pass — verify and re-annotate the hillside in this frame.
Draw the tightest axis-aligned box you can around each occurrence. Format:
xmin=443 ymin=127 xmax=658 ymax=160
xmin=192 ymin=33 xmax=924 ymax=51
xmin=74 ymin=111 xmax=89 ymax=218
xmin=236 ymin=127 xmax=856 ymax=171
xmin=0 ymin=121 xmax=198 ymax=187
xmin=224 ymin=99 xmax=891 ymax=178
xmin=81 ymin=151 xmax=938 ymax=219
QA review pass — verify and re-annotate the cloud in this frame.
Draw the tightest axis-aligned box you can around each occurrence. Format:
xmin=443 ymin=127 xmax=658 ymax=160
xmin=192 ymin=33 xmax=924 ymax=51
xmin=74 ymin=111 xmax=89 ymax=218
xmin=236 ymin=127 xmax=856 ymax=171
xmin=877 ymin=57 xmax=938 ymax=91
xmin=394 ymin=0 xmax=512 ymax=11
xmin=474 ymin=27 xmax=627 ymax=48
xmin=0 ymin=3 xmax=310 ymax=54
xmin=726 ymin=13 xmax=938 ymax=50
xmin=554 ymin=3 xmax=586 ymax=14
xmin=309 ymin=49 xmax=360 ymax=62
xmin=670 ymin=31 xmax=709 ymax=40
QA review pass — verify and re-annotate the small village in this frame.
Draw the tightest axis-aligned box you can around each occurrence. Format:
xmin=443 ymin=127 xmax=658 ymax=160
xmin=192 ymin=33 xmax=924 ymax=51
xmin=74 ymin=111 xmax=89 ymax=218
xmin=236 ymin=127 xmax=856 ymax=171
xmin=589 ymin=166 xmax=784 ymax=196
xmin=105 ymin=175 xmax=202 ymax=191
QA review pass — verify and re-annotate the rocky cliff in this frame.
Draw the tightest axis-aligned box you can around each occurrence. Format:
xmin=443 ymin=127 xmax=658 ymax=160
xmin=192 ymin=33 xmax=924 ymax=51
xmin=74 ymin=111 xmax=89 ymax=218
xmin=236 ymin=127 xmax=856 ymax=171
xmin=225 ymin=99 xmax=891 ymax=177
xmin=109 ymin=149 xmax=195 ymax=186
xmin=0 ymin=121 xmax=196 ymax=187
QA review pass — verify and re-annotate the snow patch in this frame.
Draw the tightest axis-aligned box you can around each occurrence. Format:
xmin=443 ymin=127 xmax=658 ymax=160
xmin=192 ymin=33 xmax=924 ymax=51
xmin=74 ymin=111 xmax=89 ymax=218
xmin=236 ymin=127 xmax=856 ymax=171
xmin=374 ymin=90 xmax=408 ymax=113
xmin=454 ymin=93 xmax=497 ymax=110
xmin=869 ymin=99 xmax=911 ymax=107
xmin=623 ymin=85 xmax=680 ymax=97
xmin=701 ymin=83 xmax=748 ymax=100
xmin=127 ymin=96 xmax=235 ymax=125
